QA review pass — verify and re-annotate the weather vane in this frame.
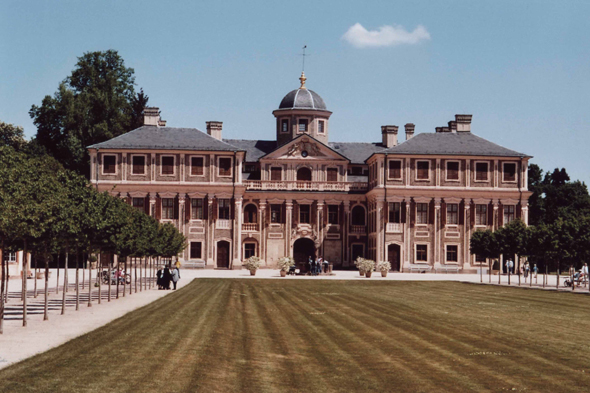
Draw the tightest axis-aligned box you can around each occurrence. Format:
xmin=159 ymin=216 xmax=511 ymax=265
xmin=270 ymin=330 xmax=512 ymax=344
xmin=301 ymin=45 xmax=308 ymax=72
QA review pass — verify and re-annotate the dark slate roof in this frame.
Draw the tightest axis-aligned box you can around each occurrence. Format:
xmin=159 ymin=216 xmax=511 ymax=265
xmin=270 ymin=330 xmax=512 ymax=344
xmin=328 ymin=142 xmax=387 ymax=164
xmin=279 ymin=89 xmax=327 ymax=110
xmin=88 ymin=126 xmax=242 ymax=151
xmin=223 ymin=139 xmax=277 ymax=162
xmin=382 ymin=132 xmax=529 ymax=158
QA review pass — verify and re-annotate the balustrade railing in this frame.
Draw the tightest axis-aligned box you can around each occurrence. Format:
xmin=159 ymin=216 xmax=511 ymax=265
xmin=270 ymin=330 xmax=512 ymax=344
xmin=244 ymin=180 xmax=368 ymax=192
xmin=350 ymin=225 xmax=366 ymax=234
xmin=386 ymin=222 xmax=402 ymax=233
xmin=216 ymin=219 xmax=231 ymax=229
xmin=242 ymin=223 xmax=259 ymax=231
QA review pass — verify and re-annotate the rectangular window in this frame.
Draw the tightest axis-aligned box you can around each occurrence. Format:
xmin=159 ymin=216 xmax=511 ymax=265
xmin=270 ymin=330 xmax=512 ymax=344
xmin=190 ymin=242 xmax=202 ymax=259
xmin=446 ymin=161 xmax=459 ymax=180
xmin=503 ymin=163 xmax=517 ymax=182
xmin=270 ymin=204 xmax=282 ymax=223
xmin=162 ymin=198 xmax=174 ymax=219
xmin=447 ymin=204 xmax=458 ymax=225
xmin=218 ymin=199 xmax=231 ymax=220
xmin=132 ymin=155 xmax=145 ymax=175
xmin=270 ymin=167 xmax=282 ymax=181
xmin=446 ymin=245 xmax=458 ymax=263
xmin=132 ymin=197 xmax=145 ymax=210
xmin=476 ymin=205 xmax=487 ymax=225
xmin=318 ymin=120 xmax=325 ymax=134
xmin=3 ymin=252 xmax=16 ymax=263
xmin=388 ymin=202 xmax=401 ymax=223
xmin=416 ymin=161 xmax=429 ymax=180
xmin=388 ymin=160 xmax=401 ymax=179
xmin=218 ymin=158 xmax=232 ymax=177
xmin=416 ymin=203 xmax=428 ymax=224
xmin=191 ymin=198 xmax=204 ymax=220
xmin=191 ymin=157 xmax=204 ymax=176
xmin=103 ymin=155 xmax=116 ymax=174
xmin=299 ymin=204 xmax=310 ymax=224
xmin=416 ymin=245 xmax=428 ymax=262
xmin=161 ymin=156 xmax=175 ymax=175
xmin=327 ymin=168 xmax=338 ymax=182
xmin=298 ymin=119 xmax=308 ymax=132
xmin=244 ymin=243 xmax=256 ymax=259
xmin=504 ymin=205 xmax=515 ymax=224
xmin=281 ymin=119 xmax=289 ymax=133
xmin=328 ymin=205 xmax=339 ymax=224
xmin=475 ymin=162 xmax=488 ymax=181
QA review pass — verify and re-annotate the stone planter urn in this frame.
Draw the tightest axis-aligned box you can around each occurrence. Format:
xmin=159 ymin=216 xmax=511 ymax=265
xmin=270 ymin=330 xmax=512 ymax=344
xmin=365 ymin=271 xmax=372 ymax=278
xmin=381 ymin=270 xmax=388 ymax=277
xmin=280 ymin=270 xmax=287 ymax=277
xmin=250 ymin=270 xmax=257 ymax=276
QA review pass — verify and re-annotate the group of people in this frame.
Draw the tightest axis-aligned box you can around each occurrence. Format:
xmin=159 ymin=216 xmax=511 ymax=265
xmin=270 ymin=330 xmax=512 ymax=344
xmin=156 ymin=265 xmax=181 ymax=290
xmin=504 ymin=260 xmax=539 ymax=283
xmin=308 ymin=256 xmax=329 ymax=276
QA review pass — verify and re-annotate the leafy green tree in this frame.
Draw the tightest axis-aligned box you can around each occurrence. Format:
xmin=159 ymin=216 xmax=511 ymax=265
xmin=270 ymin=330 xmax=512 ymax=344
xmin=0 ymin=121 xmax=27 ymax=151
xmin=30 ymin=50 xmax=148 ymax=177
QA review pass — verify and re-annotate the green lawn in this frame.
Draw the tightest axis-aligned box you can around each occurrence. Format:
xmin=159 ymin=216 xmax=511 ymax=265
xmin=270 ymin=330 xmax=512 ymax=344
xmin=1 ymin=279 xmax=589 ymax=393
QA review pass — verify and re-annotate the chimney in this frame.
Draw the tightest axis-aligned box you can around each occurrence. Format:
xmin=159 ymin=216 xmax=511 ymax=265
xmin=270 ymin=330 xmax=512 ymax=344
xmin=448 ymin=121 xmax=457 ymax=133
xmin=206 ymin=121 xmax=223 ymax=140
xmin=436 ymin=127 xmax=451 ymax=133
xmin=405 ymin=123 xmax=415 ymax=140
xmin=455 ymin=114 xmax=472 ymax=132
xmin=143 ymin=107 xmax=161 ymax=126
xmin=381 ymin=125 xmax=398 ymax=148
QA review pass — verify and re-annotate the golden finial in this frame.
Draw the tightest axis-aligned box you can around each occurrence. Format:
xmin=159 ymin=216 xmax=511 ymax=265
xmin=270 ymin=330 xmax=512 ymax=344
xmin=299 ymin=71 xmax=307 ymax=89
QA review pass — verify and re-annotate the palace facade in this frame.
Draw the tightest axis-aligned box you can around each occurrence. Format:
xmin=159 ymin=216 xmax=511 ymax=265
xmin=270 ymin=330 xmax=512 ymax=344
xmin=88 ymin=73 xmax=532 ymax=272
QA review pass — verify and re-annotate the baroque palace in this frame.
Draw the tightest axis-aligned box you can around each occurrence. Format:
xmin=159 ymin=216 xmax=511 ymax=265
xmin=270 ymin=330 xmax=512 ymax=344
xmin=88 ymin=73 xmax=532 ymax=272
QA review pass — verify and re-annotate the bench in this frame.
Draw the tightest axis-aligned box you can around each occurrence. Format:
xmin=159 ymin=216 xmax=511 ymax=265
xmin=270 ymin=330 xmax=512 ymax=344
xmin=435 ymin=265 xmax=460 ymax=274
xmin=408 ymin=264 xmax=432 ymax=273
xmin=182 ymin=260 xmax=207 ymax=269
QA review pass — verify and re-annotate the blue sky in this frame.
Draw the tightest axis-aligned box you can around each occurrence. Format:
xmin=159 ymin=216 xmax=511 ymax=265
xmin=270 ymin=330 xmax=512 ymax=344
xmin=1 ymin=0 xmax=589 ymax=183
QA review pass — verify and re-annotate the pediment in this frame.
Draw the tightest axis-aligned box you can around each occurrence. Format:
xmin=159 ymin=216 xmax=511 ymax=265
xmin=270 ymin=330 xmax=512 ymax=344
xmin=261 ymin=135 xmax=349 ymax=162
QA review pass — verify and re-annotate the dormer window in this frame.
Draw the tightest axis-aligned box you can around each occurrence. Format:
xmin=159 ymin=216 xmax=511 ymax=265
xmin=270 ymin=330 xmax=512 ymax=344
xmin=298 ymin=119 xmax=308 ymax=132
xmin=318 ymin=120 xmax=325 ymax=134
xmin=281 ymin=119 xmax=289 ymax=133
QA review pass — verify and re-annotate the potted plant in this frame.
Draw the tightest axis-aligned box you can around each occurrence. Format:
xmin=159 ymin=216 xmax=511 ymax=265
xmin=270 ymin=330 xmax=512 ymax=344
xmin=354 ymin=257 xmax=366 ymax=276
xmin=359 ymin=258 xmax=376 ymax=278
xmin=243 ymin=256 xmax=262 ymax=276
xmin=377 ymin=261 xmax=391 ymax=277
xmin=276 ymin=256 xmax=295 ymax=277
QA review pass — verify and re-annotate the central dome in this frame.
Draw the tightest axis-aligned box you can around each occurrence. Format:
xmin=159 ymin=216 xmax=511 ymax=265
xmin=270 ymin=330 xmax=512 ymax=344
xmin=279 ymin=88 xmax=327 ymax=110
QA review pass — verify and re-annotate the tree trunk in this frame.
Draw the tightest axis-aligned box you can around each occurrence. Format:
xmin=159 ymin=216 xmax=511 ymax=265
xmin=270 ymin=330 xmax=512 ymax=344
xmin=123 ymin=257 xmax=126 ymax=298
xmin=134 ymin=257 xmax=138 ymax=294
xmin=34 ymin=252 xmax=38 ymax=298
xmin=56 ymin=253 xmax=60 ymax=295
xmin=116 ymin=257 xmax=120 ymax=299
xmin=61 ymin=250 xmax=69 ymax=315
xmin=75 ymin=251 xmax=80 ymax=311
xmin=0 ymin=240 xmax=6 ymax=334
xmin=87 ymin=256 xmax=92 ymax=307
xmin=139 ymin=257 xmax=142 ymax=292
xmin=22 ymin=240 xmax=28 ymax=327
xmin=489 ymin=259 xmax=492 ymax=284
xmin=82 ymin=260 xmax=85 ymax=290
xmin=97 ymin=253 xmax=101 ymax=304
xmin=43 ymin=255 xmax=49 ymax=321
xmin=129 ymin=257 xmax=132 ymax=295
xmin=557 ymin=261 xmax=560 ymax=289
xmin=108 ymin=256 xmax=112 ymax=302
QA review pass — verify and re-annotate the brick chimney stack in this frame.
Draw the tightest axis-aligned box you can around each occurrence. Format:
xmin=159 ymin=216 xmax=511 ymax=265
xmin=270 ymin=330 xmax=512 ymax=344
xmin=405 ymin=123 xmax=415 ymax=140
xmin=206 ymin=121 xmax=223 ymax=140
xmin=381 ymin=125 xmax=398 ymax=148
xmin=143 ymin=107 xmax=161 ymax=126
xmin=455 ymin=114 xmax=472 ymax=132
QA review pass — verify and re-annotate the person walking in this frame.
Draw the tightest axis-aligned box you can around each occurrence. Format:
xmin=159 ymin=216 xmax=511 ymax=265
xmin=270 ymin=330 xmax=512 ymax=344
xmin=582 ymin=263 xmax=589 ymax=286
xmin=162 ymin=266 xmax=172 ymax=290
xmin=523 ymin=262 xmax=530 ymax=283
xmin=308 ymin=256 xmax=314 ymax=275
xmin=156 ymin=266 xmax=164 ymax=290
xmin=533 ymin=264 xmax=539 ymax=284
xmin=171 ymin=266 xmax=181 ymax=290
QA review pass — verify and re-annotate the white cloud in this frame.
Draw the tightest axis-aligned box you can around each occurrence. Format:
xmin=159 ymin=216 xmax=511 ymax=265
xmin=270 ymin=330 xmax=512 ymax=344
xmin=342 ymin=23 xmax=430 ymax=48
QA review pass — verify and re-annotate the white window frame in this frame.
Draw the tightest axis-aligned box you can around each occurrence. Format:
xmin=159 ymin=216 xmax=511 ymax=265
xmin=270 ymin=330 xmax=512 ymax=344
xmin=218 ymin=198 xmax=231 ymax=220
xmin=217 ymin=157 xmax=233 ymax=178
xmin=474 ymin=161 xmax=489 ymax=182
xmin=388 ymin=159 xmax=403 ymax=180
xmin=504 ymin=205 xmax=515 ymax=224
xmin=415 ymin=160 xmax=430 ymax=181
xmin=297 ymin=118 xmax=309 ymax=133
xmin=101 ymin=154 xmax=118 ymax=175
xmin=446 ymin=203 xmax=459 ymax=227
xmin=130 ymin=154 xmax=147 ymax=175
xmin=5 ymin=252 xmax=17 ymax=263
xmin=190 ymin=241 xmax=203 ymax=259
xmin=317 ymin=120 xmax=326 ymax=134
xmin=416 ymin=203 xmax=429 ymax=225
xmin=445 ymin=160 xmax=460 ymax=182
xmin=502 ymin=162 xmax=518 ymax=183
xmin=243 ymin=242 xmax=257 ymax=260
xmin=415 ymin=243 xmax=429 ymax=263
xmin=191 ymin=198 xmax=204 ymax=221
xmin=445 ymin=244 xmax=460 ymax=264
xmin=161 ymin=198 xmax=175 ymax=220
xmin=281 ymin=119 xmax=289 ymax=133
xmin=190 ymin=155 xmax=206 ymax=177
xmin=160 ymin=155 xmax=176 ymax=176
xmin=475 ymin=204 xmax=488 ymax=227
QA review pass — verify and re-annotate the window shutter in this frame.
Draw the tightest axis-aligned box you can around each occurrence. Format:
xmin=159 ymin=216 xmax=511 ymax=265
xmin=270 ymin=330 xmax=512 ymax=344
xmin=410 ymin=201 xmax=415 ymax=227
xmin=498 ymin=203 xmax=504 ymax=226
xmin=429 ymin=200 xmax=435 ymax=225
xmin=185 ymin=197 xmax=191 ymax=222
xmin=470 ymin=202 xmax=475 ymax=227
xmin=516 ymin=203 xmax=522 ymax=221
xmin=459 ymin=200 xmax=465 ymax=225
xmin=441 ymin=202 xmax=447 ymax=227
xmin=156 ymin=197 xmax=162 ymax=220
xmin=144 ymin=196 xmax=150 ymax=215
xmin=174 ymin=196 xmax=179 ymax=220
xmin=204 ymin=196 xmax=209 ymax=220
xmin=488 ymin=203 xmax=494 ymax=226
xmin=401 ymin=202 xmax=406 ymax=224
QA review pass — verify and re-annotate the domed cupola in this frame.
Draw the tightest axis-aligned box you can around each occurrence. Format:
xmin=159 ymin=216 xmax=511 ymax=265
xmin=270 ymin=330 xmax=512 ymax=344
xmin=273 ymin=72 xmax=332 ymax=146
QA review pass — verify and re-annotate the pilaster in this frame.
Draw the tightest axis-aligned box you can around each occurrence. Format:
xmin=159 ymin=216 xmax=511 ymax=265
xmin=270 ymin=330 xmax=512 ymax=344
xmin=233 ymin=197 xmax=243 ymax=268
xmin=285 ymin=200 xmax=293 ymax=257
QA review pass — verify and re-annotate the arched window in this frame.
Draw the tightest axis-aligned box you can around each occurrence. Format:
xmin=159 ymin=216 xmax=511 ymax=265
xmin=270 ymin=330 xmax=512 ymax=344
xmin=243 ymin=204 xmax=258 ymax=224
xmin=297 ymin=167 xmax=312 ymax=181
xmin=351 ymin=205 xmax=366 ymax=226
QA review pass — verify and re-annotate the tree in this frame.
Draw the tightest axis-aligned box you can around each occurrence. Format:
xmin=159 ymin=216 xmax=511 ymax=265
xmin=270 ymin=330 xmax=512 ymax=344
xmin=30 ymin=50 xmax=148 ymax=178
xmin=0 ymin=121 xmax=27 ymax=151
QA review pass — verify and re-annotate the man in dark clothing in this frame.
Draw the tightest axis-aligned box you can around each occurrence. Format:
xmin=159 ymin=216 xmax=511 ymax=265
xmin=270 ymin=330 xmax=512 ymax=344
xmin=162 ymin=267 xmax=172 ymax=290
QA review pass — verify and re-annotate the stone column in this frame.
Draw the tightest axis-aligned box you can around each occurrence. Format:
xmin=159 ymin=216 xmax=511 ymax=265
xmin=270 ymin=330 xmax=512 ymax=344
xmin=259 ymin=200 xmax=267 ymax=264
xmin=522 ymin=205 xmax=529 ymax=225
xmin=285 ymin=200 xmax=293 ymax=257
xmin=234 ymin=197 xmax=243 ymax=268
xmin=149 ymin=195 xmax=156 ymax=218
xmin=179 ymin=196 xmax=186 ymax=261
xmin=207 ymin=195 xmax=215 ymax=266
xmin=434 ymin=199 xmax=441 ymax=265
xmin=317 ymin=201 xmax=324 ymax=257
xmin=493 ymin=201 xmax=500 ymax=273
xmin=376 ymin=199 xmax=385 ymax=262
xmin=464 ymin=200 xmax=470 ymax=269
xmin=405 ymin=201 xmax=411 ymax=268
xmin=343 ymin=201 xmax=350 ymax=266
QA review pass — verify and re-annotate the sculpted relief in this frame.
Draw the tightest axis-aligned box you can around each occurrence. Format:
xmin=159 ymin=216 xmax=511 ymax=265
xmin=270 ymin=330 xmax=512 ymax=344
xmin=286 ymin=140 xmax=323 ymax=158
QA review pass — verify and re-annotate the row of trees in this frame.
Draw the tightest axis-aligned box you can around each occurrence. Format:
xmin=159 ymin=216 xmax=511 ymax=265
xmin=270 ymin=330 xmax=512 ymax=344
xmin=0 ymin=144 xmax=186 ymax=334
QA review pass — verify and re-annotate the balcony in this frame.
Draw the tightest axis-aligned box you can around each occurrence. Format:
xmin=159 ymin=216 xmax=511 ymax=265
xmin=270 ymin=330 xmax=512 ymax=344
xmin=386 ymin=223 xmax=402 ymax=233
xmin=242 ymin=223 xmax=259 ymax=232
xmin=244 ymin=180 xmax=368 ymax=192
xmin=216 ymin=219 xmax=231 ymax=229
xmin=350 ymin=225 xmax=366 ymax=234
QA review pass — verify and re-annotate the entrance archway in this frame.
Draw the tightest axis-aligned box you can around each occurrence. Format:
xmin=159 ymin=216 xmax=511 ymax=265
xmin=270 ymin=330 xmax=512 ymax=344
xmin=388 ymin=244 xmax=401 ymax=272
xmin=217 ymin=241 xmax=230 ymax=268
xmin=293 ymin=238 xmax=315 ymax=272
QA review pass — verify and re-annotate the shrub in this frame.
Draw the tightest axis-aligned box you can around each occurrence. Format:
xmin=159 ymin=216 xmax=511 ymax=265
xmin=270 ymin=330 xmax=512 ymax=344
xmin=376 ymin=261 xmax=391 ymax=272
xmin=354 ymin=257 xmax=366 ymax=272
xmin=276 ymin=257 xmax=295 ymax=272
xmin=243 ymin=256 xmax=263 ymax=271
xmin=357 ymin=258 xmax=376 ymax=273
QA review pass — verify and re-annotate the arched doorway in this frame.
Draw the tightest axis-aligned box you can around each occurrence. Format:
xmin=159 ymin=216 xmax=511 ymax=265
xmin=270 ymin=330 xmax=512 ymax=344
xmin=388 ymin=244 xmax=401 ymax=272
xmin=351 ymin=205 xmax=366 ymax=226
xmin=297 ymin=167 xmax=312 ymax=181
xmin=293 ymin=238 xmax=315 ymax=272
xmin=217 ymin=241 xmax=230 ymax=269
